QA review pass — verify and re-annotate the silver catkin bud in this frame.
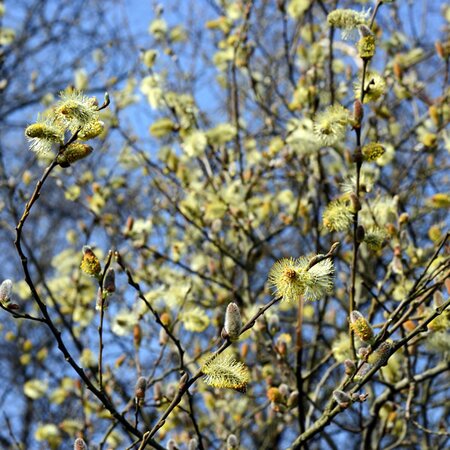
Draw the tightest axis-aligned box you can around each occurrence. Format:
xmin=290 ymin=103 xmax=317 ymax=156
xmin=166 ymin=439 xmax=177 ymax=450
xmin=188 ymin=438 xmax=199 ymax=450
xmin=358 ymin=24 xmax=373 ymax=38
xmin=224 ymin=302 xmax=242 ymax=341
xmin=368 ymin=340 xmax=394 ymax=367
xmin=227 ymin=434 xmax=239 ymax=450
xmin=344 ymin=359 xmax=356 ymax=375
xmin=0 ymin=279 xmax=12 ymax=303
xmin=95 ymin=287 xmax=103 ymax=311
xmin=153 ymin=382 xmax=163 ymax=403
xmin=74 ymin=438 xmax=88 ymax=450
xmin=135 ymin=376 xmax=147 ymax=405
xmin=333 ymin=389 xmax=352 ymax=408
xmin=287 ymin=390 xmax=299 ymax=408
xmin=103 ymin=268 xmax=116 ymax=293
xmin=354 ymin=362 xmax=372 ymax=382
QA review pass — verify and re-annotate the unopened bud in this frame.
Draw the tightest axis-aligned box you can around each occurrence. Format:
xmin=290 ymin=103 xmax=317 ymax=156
xmin=278 ymin=383 xmax=289 ymax=397
xmin=350 ymin=193 xmax=361 ymax=212
xmin=166 ymin=439 xmax=178 ymax=450
xmin=358 ymin=24 xmax=373 ymax=38
xmin=7 ymin=303 xmax=20 ymax=311
xmin=356 ymin=392 xmax=369 ymax=402
xmin=135 ymin=377 xmax=147 ymax=405
xmin=188 ymin=438 xmax=199 ymax=450
xmin=287 ymin=390 xmax=299 ymax=408
xmin=368 ymin=340 xmax=393 ymax=367
xmin=435 ymin=41 xmax=445 ymax=58
xmin=103 ymin=268 xmax=115 ymax=293
xmin=241 ymin=342 xmax=249 ymax=359
xmin=333 ymin=389 xmax=351 ymax=408
xmin=179 ymin=372 xmax=189 ymax=389
xmin=133 ymin=324 xmax=142 ymax=347
xmin=354 ymin=362 xmax=372 ymax=382
xmin=125 ymin=216 xmax=134 ymax=234
xmin=227 ymin=434 xmax=239 ymax=450
xmin=344 ymin=359 xmax=356 ymax=375
xmin=433 ymin=291 xmax=444 ymax=308
xmin=224 ymin=302 xmax=242 ymax=341
xmin=95 ymin=287 xmax=106 ymax=311
xmin=393 ymin=62 xmax=403 ymax=80
xmin=0 ymin=279 xmax=13 ymax=303
xmin=358 ymin=346 xmax=370 ymax=359
xmin=74 ymin=438 xmax=87 ymax=450
xmin=350 ymin=311 xmax=374 ymax=343
xmin=153 ymin=382 xmax=162 ymax=402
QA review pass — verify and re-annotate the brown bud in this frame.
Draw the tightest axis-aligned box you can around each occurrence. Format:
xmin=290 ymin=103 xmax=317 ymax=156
xmin=7 ymin=303 xmax=20 ymax=311
xmin=333 ymin=389 xmax=351 ymax=408
xmin=133 ymin=324 xmax=142 ymax=348
xmin=435 ymin=41 xmax=445 ymax=58
xmin=135 ymin=376 xmax=147 ymax=405
xmin=344 ymin=359 xmax=356 ymax=375
xmin=349 ymin=193 xmax=361 ymax=212
xmin=241 ymin=342 xmax=249 ymax=359
xmin=125 ymin=216 xmax=134 ymax=233
xmin=179 ymin=372 xmax=189 ymax=389
xmin=153 ymin=382 xmax=162 ymax=403
xmin=224 ymin=302 xmax=242 ymax=341
xmin=114 ymin=354 xmax=126 ymax=368
xmin=368 ymin=340 xmax=393 ymax=367
xmin=393 ymin=62 xmax=403 ymax=80
xmin=354 ymin=362 xmax=372 ymax=382
xmin=103 ymin=268 xmax=115 ymax=293
xmin=353 ymin=100 xmax=364 ymax=127
xmin=445 ymin=277 xmax=450 ymax=296
xmin=287 ymin=390 xmax=299 ymax=408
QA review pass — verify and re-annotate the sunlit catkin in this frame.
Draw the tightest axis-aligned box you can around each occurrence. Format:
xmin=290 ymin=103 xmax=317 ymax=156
xmin=350 ymin=311 xmax=374 ymax=343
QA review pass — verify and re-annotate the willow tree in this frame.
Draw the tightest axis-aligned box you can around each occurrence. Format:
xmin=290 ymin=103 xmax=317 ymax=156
xmin=1 ymin=0 xmax=449 ymax=449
